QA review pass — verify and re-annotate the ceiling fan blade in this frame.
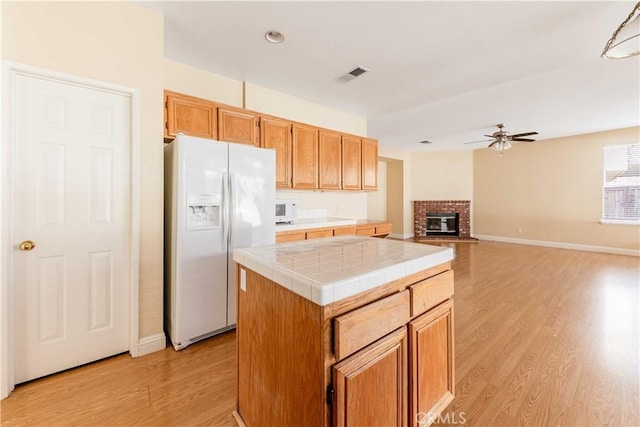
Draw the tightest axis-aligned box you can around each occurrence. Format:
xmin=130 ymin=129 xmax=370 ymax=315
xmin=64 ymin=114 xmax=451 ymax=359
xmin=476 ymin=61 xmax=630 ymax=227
xmin=510 ymin=138 xmax=536 ymax=142
xmin=464 ymin=139 xmax=494 ymax=145
xmin=510 ymin=131 xmax=538 ymax=138
xmin=483 ymin=134 xmax=494 ymax=138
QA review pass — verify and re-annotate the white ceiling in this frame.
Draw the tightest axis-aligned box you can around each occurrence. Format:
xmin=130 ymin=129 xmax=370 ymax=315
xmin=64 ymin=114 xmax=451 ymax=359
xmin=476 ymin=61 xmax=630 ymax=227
xmin=141 ymin=1 xmax=640 ymax=152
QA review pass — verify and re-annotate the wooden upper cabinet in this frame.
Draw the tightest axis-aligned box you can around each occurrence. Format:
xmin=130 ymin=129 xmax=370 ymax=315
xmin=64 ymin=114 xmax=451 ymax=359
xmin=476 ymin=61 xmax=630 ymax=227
xmin=218 ymin=107 xmax=258 ymax=146
xmin=318 ymin=130 xmax=342 ymax=190
xmin=260 ymin=116 xmax=292 ymax=189
xmin=165 ymin=91 xmax=217 ymax=140
xmin=362 ymin=138 xmax=378 ymax=190
xmin=292 ymin=124 xmax=319 ymax=189
xmin=342 ymin=136 xmax=362 ymax=190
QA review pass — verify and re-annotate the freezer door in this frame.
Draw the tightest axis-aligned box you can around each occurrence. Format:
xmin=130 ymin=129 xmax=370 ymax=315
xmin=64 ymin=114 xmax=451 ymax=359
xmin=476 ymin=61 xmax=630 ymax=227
xmin=227 ymin=143 xmax=276 ymax=324
xmin=172 ymin=135 xmax=229 ymax=347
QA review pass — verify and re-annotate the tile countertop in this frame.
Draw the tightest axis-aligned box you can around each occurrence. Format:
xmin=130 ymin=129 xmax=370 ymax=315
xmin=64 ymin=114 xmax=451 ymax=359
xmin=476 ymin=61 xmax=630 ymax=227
xmin=275 ymin=217 xmax=357 ymax=232
xmin=233 ymin=235 xmax=454 ymax=306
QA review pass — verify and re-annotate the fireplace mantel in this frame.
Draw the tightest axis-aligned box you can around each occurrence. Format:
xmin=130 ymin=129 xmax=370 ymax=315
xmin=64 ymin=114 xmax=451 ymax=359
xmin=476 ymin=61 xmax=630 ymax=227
xmin=414 ymin=200 xmax=471 ymax=239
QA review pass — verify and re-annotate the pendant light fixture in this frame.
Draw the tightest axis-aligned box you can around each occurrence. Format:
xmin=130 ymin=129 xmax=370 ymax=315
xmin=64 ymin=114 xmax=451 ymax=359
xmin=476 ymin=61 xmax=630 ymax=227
xmin=601 ymin=2 xmax=640 ymax=59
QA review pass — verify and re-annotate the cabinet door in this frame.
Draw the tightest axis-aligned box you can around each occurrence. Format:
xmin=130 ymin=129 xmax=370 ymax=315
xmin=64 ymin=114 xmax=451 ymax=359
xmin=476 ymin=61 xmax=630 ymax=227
xmin=333 ymin=328 xmax=407 ymax=427
xmin=342 ymin=136 xmax=362 ymax=190
xmin=218 ymin=107 xmax=258 ymax=146
xmin=362 ymin=138 xmax=378 ymax=190
xmin=408 ymin=299 xmax=454 ymax=427
xmin=260 ymin=117 xmax=292 ymax=188
xmin=318 ymin=130 xmax=342 ymax=190
xmin=292 ymin=124 xmax=318 ymax=189
xmin=165 ymin=92 xmax=217 ymax=140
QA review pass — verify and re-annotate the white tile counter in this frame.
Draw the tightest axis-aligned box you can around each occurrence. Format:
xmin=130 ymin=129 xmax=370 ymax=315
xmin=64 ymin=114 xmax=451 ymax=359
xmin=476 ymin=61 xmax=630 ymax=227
xmin=233 ymin=235 xmax=454 ymax=306
xmin=275 ymin=217 xmax=356 ymax=232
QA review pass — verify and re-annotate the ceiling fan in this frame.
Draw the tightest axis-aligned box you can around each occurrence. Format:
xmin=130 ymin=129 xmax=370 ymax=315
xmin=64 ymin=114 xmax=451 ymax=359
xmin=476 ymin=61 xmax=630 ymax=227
xmin=464 ymin=124 xmax=538 ymax=155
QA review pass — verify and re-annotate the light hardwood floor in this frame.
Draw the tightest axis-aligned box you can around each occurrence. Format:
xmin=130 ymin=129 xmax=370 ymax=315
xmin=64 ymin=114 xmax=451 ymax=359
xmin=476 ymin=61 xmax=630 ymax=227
xmin=1 ymin=241 xmax=638 ymax=426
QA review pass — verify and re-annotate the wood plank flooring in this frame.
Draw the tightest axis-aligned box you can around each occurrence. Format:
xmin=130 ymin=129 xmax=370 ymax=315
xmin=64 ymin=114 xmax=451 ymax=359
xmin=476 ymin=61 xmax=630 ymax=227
xmin=1 ymin=241 xmax=638 ymax=426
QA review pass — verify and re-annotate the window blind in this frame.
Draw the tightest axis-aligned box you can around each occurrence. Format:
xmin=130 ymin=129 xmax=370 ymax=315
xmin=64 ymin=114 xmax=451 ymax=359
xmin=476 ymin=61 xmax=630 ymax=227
xmin=603 ymin=143 xmax=640 ymax=221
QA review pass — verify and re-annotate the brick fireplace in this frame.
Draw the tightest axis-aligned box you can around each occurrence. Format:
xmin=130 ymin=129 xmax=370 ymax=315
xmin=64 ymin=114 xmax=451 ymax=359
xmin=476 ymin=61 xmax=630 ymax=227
xmin=414 ymin=200 xmax=471 ymax=239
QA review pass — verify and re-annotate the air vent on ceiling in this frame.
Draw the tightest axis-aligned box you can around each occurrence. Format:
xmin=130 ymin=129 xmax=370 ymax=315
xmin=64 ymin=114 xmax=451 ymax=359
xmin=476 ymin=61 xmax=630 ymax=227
xmin=339 ymin=66 xmax=370 ymax=82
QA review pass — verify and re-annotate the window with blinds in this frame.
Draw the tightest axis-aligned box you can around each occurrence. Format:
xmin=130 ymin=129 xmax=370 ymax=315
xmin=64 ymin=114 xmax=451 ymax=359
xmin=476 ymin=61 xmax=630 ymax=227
xmin=602 ymin=143 xmax=640 ymax=222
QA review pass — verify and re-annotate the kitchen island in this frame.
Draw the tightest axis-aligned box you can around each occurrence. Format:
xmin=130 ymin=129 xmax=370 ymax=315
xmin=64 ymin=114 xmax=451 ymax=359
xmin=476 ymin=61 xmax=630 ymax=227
xmin=233 ymin=236 xmax=455 ymax=427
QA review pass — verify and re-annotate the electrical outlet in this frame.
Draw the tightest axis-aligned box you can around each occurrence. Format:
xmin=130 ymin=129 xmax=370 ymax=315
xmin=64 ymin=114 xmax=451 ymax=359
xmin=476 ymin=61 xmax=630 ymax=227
xmin=517 ymin=227 xmax=523 ymax=234
xmin=240 ymin=268 xmax=247 ymax=292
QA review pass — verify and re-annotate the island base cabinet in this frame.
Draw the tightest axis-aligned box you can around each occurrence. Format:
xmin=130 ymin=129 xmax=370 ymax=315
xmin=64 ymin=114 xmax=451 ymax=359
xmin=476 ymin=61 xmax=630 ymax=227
xmin=332 ymin=328 xmax=408 ymax=427
xmin=409 ymin=299 xmax=455 ymax=427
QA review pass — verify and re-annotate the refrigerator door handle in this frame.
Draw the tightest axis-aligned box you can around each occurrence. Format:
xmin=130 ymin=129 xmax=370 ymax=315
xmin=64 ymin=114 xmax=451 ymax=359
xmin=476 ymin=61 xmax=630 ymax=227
xmin=221 ymin=170 xmax=229 ymax=248
xmin=228 ymin=171 xmax=234 ymax=247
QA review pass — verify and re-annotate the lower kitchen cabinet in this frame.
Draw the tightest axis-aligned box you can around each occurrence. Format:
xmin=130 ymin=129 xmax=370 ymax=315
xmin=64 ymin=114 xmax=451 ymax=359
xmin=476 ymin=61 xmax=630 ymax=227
xmin=333 ymin=327 xmax=408 ymax=427
xmin=409 ymin=299 xmax=455 ymax=427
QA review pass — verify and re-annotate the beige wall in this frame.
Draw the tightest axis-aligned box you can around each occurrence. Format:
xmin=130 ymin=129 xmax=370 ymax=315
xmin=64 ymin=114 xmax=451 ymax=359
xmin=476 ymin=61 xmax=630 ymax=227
xmin=378 ymin=146 xmax=413 ymax=237
xmin=2 ymin=2 xmax=165 ymax=339
xmin=410 ymin=151 xmax=474 ymax=200
xmin=474 ymin=127 xmax=640 ymax=250
xmin=367 ymin=161 xmax=387 ymax=220
xmin=164 ymin=59 xmax=243 ymax=107
xmin=386 ymin=160 xmax=405 ymax=235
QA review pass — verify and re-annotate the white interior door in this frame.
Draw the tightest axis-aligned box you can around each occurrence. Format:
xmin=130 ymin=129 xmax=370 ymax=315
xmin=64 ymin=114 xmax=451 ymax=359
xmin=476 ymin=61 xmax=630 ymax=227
xmin=12 ymin=74 xmax=131 ymax=383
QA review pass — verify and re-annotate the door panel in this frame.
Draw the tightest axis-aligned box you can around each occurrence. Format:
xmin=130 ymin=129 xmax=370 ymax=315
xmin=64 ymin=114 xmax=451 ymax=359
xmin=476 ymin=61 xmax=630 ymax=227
xmin=409 ymin=300 xmax=455 ymax=427
xmin=291 ymin=124 xmax=318 ymax=189
xmin=318 ymin=130 xmax=341 ymax=190
xmin=173 ymin=137 xmax=228 ymax=344
xmin=259 ymin=117 xmax=292 ymax=188
xmin=342 ymin=136 xmax=362 ymax=190
xmin=13 ymin=74 xmax=131 ymax=383
xmin=362 ymin=138 xmax=378 ymax=190
xmin=333 ymin=327 xmax=408 ymax=427
xmin=228 ymin=144 xmax=276 ymax=325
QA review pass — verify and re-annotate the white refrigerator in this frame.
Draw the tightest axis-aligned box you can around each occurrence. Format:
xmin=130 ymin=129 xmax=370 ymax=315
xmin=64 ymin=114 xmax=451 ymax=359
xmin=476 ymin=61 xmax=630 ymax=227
xmin=164 ymin=135 xmax=275 ymax=350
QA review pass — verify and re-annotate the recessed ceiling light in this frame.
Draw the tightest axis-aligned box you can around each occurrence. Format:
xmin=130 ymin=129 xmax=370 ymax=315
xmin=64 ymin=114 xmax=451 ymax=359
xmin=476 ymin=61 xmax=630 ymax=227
xmin=419 ymin=140 xmax=432 ymax=144
xmin=265 ymin=30 xmax=285 ymax=44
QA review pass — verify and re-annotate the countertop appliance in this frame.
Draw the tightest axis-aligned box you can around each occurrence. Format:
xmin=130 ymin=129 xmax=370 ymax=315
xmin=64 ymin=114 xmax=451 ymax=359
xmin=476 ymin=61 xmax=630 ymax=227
xmin=164 ymin=135 xmax=275 ymax=350
xmin=275 ymin=199 xmax=297 ymax=224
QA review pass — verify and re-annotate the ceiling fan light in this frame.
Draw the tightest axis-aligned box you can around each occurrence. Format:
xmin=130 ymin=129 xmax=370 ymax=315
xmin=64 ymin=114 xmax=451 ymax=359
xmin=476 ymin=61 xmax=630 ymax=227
xmin=503 ymin=141 xmax=512 ymax=150
xmin=490 ymin=142 xmax=502 ymax=151
xmin=602 ymin=2 xmax=640 ymax=59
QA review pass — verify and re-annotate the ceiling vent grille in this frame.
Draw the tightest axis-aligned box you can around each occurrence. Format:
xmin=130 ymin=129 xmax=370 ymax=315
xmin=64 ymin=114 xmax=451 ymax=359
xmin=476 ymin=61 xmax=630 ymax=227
xmin=339 ymin=66 xmax=370 ymax=82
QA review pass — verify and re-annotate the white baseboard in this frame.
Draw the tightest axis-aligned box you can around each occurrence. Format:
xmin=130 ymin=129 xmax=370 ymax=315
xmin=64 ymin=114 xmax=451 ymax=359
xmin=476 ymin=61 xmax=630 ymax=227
xmin=136 ymin=333 xmax=166 ymax=357
xmin=389 ymin=233 xmax=414 ymax=240
xmin=474 ymin=234 xmax=640 ymax=257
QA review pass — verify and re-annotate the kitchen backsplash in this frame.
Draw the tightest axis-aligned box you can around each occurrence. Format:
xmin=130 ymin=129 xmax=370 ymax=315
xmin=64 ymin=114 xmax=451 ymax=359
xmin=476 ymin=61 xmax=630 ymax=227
xmin=276 ymin=190 xmax=368 ymax=219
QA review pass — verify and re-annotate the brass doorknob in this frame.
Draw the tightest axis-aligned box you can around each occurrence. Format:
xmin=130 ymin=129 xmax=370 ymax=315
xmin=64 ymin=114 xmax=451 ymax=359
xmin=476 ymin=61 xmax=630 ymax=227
xmin=19 ymin=240 xmax=36 ymax=251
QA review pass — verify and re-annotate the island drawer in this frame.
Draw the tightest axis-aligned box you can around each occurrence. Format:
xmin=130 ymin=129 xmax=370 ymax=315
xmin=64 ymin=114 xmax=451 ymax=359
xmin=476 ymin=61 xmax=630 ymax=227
xmin=409 ymin=270 xmax=454 ymax=317
xmin=333 ymin=290 xmax=410 ymax=360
